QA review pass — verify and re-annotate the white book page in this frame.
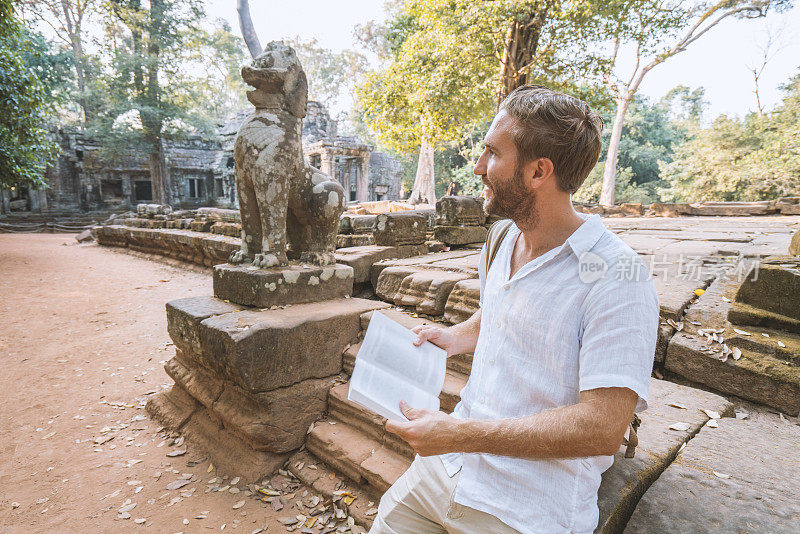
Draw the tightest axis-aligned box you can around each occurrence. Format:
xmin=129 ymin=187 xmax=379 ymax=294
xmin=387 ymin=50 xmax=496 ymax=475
xmin=348 ymin=311 xmax=447 ymax=422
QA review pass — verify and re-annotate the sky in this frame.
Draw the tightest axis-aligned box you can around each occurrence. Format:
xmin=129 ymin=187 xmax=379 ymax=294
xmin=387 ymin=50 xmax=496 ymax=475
xmin=206 ymin=0 xmax=800 ymax=119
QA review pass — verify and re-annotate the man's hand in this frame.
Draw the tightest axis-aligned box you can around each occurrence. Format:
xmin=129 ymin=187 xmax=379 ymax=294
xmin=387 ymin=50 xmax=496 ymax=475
xmin=411 ymin=324 xmax=459 ymax=358
xmin=385 ymin=401 xmax=463 ymax=456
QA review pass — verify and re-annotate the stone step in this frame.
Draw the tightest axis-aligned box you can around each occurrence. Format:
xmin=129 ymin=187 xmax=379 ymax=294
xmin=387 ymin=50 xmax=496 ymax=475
xmin=664 ymin=275 xmax=800 ymax=415
xmin=625 ymin=410 xmax=800 ymax=533
xmin=328 ymin=383 xmax=414 ymax=459
xmin=306 ymin=418 xmax=410 ymax=495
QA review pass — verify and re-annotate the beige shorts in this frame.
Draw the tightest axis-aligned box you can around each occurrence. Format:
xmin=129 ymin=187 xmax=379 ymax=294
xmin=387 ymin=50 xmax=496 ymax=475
xmin=369 ymin=455 xmax=520 ymax=534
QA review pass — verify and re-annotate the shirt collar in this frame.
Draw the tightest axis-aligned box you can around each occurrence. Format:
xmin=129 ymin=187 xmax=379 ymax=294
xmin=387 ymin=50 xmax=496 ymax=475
xmin=564 ymin=213 xmax=606 ymax=258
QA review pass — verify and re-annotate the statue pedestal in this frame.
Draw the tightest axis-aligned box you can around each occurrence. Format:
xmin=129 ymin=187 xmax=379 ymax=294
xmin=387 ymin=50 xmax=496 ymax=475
xmin=213 ymin=263 xmax=353 ymax=308
xmin=146 ymin=295 xmax=389 ymax=482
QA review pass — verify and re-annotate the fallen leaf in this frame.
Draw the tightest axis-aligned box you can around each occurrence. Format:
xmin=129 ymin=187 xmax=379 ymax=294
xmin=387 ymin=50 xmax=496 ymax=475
xmin=11 ymin=502 xmax=20 ymax=509
xmin=701 ymin=409 xmax=721 ymax=420
xmin=119 ymin=503 xmax=137 ymax=513
xmin=366 ymin=508 xmax=378 ymax=516
xmin=721 ymin=296 xmax=731 ymax=302
xmin=166 ymin=449 xmax=187 ymax=457
xmin=166 ymin=480 xmax=191 ymax=491
xmin=735 ymin=412 xmax=749 ymax=420
xmin=668 ymin=402 xmax=687 ymax=409
xmin=669 ymin=422 xmax=691 ymax=431
xmin=133 ymin=518 xmax=146 ymax=525
xmin=731 ymin=347 xmax=742 ymax=361
xmin=230 ymin=477 xmax=240 ymax=485
xmin=207 ymin=463 xmax=214 ymax=473
xmin=183 ymin=519 xmax=190 ymax=525
xmin=733 ymin=328 xmax=751 ymax=336
xmin=706 ymin=419 xmax=719 ymax=428
xmin=232 ymin=500 xmax=245 ymax=510
xmin=778 ymin=340 xmax=786 ymax=348
xmin=713 ymin=471 xmax=731 ymax=479
xmin=694 ymin=288 xmax=705 ymax=297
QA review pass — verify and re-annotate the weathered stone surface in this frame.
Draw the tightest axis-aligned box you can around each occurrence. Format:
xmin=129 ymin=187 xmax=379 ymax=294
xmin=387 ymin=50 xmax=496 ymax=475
xmin=393 ymin=270 xmax=474 ymax=315
xmin=196 ymin=207 xmax=240 ymax=223
xmin=190 ymin=219 xmax=214 ymax=232
xmin=369 ymin=250 xmax=480 ymax=289
xmin=213 ymin=263 xmax=354 ymax=308
xmin=350 ymin=214 xmax=377 ymax=234
xmin=791 ymin=228 xmax=800 ymax=256
xmin=688 ymin=201 xmax=778 ymax=216
xmin=164 ymin=355 xmax=333 ymax=453
xmin=210 ymin=221 xmax=241 ymax=237
xmin=626 ymin=415 xmax=800 ymax=533
xmin=443 ymin=278 xmax=481 ymax=324
xmin=328 ymin=383 xmax=414 ymax=458
xmin=374 ymin=266 xmax=420 ymax=303
xmin=335 ymin=244 xmax=428 ymax=284
xmin=145 ymin=383 xmax=199 ymax=430
xmin=199 ymin=297 xmax=389 ymax=392
xmin=435 ymin=195 xmax=486 ymax=226
xmin=433 ymin=225 xmax=488 ymax=246
xmin=307 ymin=419 xmax=408 ymax=494
xmin=94 ymin=225 xmax=128 ymax=247
xmin=336 ymin=234 xmax=374 ymax=248
xmin=665 ymin=276 xmax=800 ymax=415
xmin=373 ymin=211 xmax=427 ymax=246
xmin=229 ymin=41 xmax=345 ymax=268
xmin=167 ymin=297 xmax=246 ymax=361
xmin=595 ymin=379 xmax=733 ymax=533
xmin=178 ymin=404 xmax=289 ymax=483
xmin=728 ymin=256 xmax=800 ymax=332
xmin=137 ymin=203 xmax=172 ymax=217
xmin=644 ymin=203 xmax=689 ymax=217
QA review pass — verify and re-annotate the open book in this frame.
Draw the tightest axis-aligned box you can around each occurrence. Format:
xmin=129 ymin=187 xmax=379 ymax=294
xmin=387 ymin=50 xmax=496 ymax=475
xmin=348 ymin=311 xmax=447 ymax=422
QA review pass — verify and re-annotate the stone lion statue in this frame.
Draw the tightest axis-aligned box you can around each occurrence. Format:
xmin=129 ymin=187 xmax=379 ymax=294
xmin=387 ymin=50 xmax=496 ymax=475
xmin=229 ymin=41 xmax=346 ymax=268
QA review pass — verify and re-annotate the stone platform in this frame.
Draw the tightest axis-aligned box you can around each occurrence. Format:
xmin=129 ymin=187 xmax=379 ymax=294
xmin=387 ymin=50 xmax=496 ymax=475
xmin=213 ymin=262 xmax=354 ymax=308
xmin=146 ymin=295 xmax=390 ymax=482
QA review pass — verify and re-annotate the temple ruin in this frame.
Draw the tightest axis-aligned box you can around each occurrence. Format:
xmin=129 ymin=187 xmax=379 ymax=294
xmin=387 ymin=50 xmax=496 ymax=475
xmin=0 ymin=101 xmax=402 ymax=216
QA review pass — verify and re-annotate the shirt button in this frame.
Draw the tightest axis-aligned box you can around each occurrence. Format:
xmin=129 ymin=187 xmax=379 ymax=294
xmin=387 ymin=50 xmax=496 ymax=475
xmin=494 ymin=320 xmax=502 ymax=328
xmin=503 ymin=284 xmax=510 ymax=290
xmin=489 ymin=359 xmax=495 ymax=365
xmin=480 ymin=397 xmax=486 ymax=403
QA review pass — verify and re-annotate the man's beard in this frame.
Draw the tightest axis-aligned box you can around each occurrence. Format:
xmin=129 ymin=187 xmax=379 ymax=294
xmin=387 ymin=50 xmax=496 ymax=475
xmin=483 ymin=165 xmax=538 ymax=227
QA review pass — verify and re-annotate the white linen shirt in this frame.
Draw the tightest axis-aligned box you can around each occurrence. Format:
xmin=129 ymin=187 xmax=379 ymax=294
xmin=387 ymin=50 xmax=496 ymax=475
xmin=440 ymin=213 xmax=659 ymax=534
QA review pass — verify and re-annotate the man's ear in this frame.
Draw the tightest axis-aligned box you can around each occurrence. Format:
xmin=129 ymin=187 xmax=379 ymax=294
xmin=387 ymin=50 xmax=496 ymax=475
xmin=527 ymin=157 xmax=555 ymax=190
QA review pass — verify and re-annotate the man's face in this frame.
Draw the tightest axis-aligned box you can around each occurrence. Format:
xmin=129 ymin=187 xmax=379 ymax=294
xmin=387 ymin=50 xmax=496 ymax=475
xmin=474 ymin=110 xmax=537 ymax=223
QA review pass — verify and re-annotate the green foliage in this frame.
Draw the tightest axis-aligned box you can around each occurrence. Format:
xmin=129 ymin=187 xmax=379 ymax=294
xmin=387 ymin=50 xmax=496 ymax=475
xmin=356 ymin=0 xmax=622 ymax=157
xmin=17 ymin=30 xmax=75 ymax=110
xmin=660 ymin=75 xmax=800 ymax=202
xmin=0 ymin=5 xmax=59 ymax=188
xmin=287 ymin=37 xmax=369 ymax=109
xmin=96 ymin=0 xmax=207 ymax=148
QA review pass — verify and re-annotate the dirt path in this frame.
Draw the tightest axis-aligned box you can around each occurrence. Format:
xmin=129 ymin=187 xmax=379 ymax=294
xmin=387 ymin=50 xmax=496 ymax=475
xmin=0 ymin=235 xmax=332 ymax=533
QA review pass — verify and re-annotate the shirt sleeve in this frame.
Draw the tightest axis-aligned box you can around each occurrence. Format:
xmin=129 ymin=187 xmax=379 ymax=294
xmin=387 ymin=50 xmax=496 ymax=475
xmin=578 ymin=254 xmax=659 ymax=412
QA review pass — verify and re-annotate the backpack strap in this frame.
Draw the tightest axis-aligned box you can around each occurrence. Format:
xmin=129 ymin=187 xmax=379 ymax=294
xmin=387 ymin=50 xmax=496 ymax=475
xmin=623 ymin=414 xmax=641 ymax=458
xmin=483 ymin=219 xmax=514 ymax=275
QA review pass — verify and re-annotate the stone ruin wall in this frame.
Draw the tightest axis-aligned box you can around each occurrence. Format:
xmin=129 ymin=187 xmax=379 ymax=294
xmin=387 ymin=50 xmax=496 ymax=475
xmin=4 ymin=101 xmax=403 ymax=217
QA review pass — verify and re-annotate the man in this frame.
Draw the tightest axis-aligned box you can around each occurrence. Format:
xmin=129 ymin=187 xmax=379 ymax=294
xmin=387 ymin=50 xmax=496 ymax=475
xmin=370 ymin=85 xmax=659 ymax=533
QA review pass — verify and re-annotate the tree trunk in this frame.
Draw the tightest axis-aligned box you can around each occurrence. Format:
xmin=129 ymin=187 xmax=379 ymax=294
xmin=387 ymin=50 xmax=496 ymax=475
xmin=497 ymin=6 xmax=547 ymax=105
xmin=408 ymin=140 xmax=436 ymax=205
xmin=237 ymin=0 xmax=263 ymax=58
xmin=60 ymin=0 xmax=92 ymax=123
xmin=149 ymin=140 xmax=171 ymax=205
xmin=599 ymin=96 xmax=632 ymax=207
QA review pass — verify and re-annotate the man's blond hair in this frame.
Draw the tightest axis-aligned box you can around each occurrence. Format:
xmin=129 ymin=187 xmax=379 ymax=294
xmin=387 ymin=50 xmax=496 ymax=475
xmin=500 ymin=85 xmax=603 ymax=194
